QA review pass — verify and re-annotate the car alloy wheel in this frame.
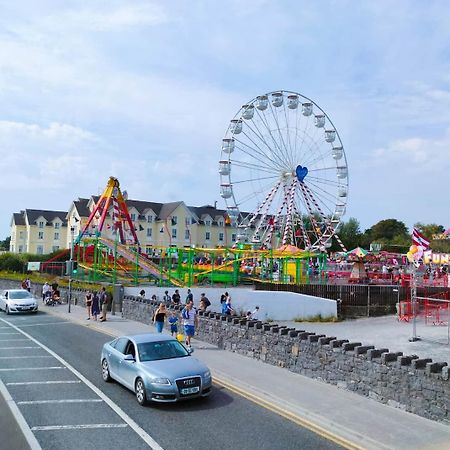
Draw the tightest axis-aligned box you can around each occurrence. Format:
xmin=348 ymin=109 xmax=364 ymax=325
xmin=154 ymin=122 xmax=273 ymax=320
xmin=101 ymin=359 xmax=111 ymax=382
xmin=135 ymin=378 xmax=148 ymax=406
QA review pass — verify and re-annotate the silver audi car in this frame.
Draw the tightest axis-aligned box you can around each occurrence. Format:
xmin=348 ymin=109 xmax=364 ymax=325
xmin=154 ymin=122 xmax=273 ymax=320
xmin=101 ymin=333 xmax=212 ymax=405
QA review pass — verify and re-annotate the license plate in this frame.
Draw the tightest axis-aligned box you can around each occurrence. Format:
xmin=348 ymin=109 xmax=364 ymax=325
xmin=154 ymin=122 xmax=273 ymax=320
xmin=181 ymin=386 xmax=200 ymax=395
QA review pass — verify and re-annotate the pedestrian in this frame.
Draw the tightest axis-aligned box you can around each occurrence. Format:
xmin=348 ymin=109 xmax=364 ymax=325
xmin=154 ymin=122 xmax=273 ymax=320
xmin=98 ymin=287 xmax=109 ymax=322
xmin=42 ymin=282 xmax=51 ymax=302
xmin=246 ymin=311 xmax=252 ymax=320
xmin=222 ymin=294 xmax=234 ymax=316
xmin=199 ymin=292 xmax=211 ymax=312
xmin=91 ymin=291 xmax=100 ymax=321
xmin=85 ymin=290 xmax=93 ymax=320
xmin=153 ymin=303 xmax=166 ymax=333
xmin=163 ymin=290 xmax=171 ymax=303
xmin=52 ymin=287 xmax=61 ymax=304
xmin=168 ymin=311 xmax=178 ymax=336
xmin=251 ymin=306 xmax=261 ymax=320
xmin=138 ymin=289 xmax=145 ymax=299
xmin=220 ymin=293 xmax=226 ymax=304
xmin=172 ymin=289 xmax=181 ymax=305
xmin=181 ymin=299 xmax=198 ymax=348
xmin=185 ymin=288 xmax=193 ymax=304
xmin=25 ymin=278 xmax=31 ymax=292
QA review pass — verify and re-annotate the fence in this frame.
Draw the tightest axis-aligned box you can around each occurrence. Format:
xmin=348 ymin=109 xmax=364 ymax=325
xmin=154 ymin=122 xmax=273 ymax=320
xmin=255 ymin=282 xmax=450 ymax=319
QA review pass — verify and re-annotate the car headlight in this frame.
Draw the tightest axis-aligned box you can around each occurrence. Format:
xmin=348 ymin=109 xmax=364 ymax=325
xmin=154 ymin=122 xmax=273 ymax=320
xmin=203 ymin=370 xmax=211 ymax=380
xmin=150 ymin=378 xmax=171 ymax=385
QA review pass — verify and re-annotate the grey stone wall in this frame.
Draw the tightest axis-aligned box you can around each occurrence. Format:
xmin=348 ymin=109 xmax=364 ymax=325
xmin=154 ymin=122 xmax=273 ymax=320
xmin=122 ymin=296 xmax=450 ymax=424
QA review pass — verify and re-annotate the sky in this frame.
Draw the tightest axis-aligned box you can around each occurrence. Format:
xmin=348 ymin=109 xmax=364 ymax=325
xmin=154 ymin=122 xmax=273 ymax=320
xmin=1 ymin=0 xmax=450 ymax=239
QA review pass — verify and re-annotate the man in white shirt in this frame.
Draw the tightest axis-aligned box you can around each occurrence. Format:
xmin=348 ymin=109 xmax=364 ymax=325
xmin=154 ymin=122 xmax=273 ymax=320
xmin=42 ymin=282 xmax=51 ymax=302
xmin=251 ymin=306 xmax=261 ymax=321
xmin=181 ymin=299 xmax=198 ymax=348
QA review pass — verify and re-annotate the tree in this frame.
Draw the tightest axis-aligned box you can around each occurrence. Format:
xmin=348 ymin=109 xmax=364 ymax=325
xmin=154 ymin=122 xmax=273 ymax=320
xmin=336 ymin=217 xmax=363 ymax=250
xmin=414 ymin=222 xmax=445 ymax=240
xmin=0 ymin=236 xmax=10 ymax=251
xmin=369 ymin=219 xmax=409 ymax=241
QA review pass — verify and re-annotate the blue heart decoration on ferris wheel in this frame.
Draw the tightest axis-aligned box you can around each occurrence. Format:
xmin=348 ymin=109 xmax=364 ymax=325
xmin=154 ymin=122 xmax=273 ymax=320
xmin=295 ymin=165 xmax=308 ymax=182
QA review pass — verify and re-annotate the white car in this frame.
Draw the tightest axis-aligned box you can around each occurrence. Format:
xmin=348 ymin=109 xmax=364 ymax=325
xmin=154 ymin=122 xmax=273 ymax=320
xmin=0 ymin=289 xmax=39 ymax=314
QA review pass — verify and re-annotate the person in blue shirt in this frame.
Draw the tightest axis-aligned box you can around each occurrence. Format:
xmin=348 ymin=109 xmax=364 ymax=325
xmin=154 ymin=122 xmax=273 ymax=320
xmin=168 ymin=311 xmax=178 ymax=336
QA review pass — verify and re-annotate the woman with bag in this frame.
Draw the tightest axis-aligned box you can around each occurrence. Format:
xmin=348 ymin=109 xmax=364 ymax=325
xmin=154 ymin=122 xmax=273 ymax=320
xmin=153 ymin=303 xmax=167 ymax=333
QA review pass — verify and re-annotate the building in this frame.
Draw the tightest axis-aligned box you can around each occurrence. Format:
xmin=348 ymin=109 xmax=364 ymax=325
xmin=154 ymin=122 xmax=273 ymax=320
xmin=66 ymin=197 xmax=239 ymax=253
xmin=10 ymin=197 xmax=240 ymax=255
xmin=9 ymin=209 xmax=68 ymax=254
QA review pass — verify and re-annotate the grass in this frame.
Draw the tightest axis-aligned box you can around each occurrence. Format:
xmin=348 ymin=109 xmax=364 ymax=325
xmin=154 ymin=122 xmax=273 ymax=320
xmin=293 ymin=314 xmax=339 ymax=323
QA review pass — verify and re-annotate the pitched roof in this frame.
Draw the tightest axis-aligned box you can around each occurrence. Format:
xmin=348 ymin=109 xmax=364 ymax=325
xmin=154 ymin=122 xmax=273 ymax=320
xmin=12 ymin=212 xmax=26 ymax=226
xmin=25 ymin=209 xmax=68 ymax=226
xmin=158 ymin=201 xmax=185 ymax=221
xmin=73 ymin=198 xmax=90 ymax=217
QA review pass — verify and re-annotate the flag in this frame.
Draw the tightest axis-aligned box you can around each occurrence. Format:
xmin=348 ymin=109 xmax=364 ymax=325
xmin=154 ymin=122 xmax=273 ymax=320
xmin=139 ymin=224 xmax=144 ymax=231
xmin=412 ymin=227 xmax=430 ymax=249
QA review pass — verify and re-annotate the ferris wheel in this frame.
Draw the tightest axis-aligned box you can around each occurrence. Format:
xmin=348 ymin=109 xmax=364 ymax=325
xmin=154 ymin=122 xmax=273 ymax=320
xmin=219 ymin=90 xmax=348 ymax=251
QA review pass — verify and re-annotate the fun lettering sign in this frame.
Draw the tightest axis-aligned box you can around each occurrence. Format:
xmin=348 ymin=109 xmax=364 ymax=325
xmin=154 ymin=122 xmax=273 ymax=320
xmin=423 ymin=250 xmax=450 ymax=265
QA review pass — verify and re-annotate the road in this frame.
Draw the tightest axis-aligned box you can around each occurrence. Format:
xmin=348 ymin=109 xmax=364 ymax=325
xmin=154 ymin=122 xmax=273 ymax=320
xmin=0 ymin=311 xmax=342 ymax=450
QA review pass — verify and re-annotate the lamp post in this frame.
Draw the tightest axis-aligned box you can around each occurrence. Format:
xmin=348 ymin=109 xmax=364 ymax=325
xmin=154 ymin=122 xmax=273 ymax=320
xmin=68 ymin=226 xmax=75 ymax=313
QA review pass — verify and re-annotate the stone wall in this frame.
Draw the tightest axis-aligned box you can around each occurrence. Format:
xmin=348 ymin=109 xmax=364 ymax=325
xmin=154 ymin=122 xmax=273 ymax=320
xmin=122 ymin=295 xmax=450 ymax=424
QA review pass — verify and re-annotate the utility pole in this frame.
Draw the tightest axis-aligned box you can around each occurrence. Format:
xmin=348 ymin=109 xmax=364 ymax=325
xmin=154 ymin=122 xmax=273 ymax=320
xmin=68 ymin=226 xmax=75 ymax=313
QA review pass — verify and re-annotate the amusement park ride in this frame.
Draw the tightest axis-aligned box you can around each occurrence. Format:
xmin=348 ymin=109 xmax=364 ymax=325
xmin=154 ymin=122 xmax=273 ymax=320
xmin=69 ymin=90 xmax=348 ymax=287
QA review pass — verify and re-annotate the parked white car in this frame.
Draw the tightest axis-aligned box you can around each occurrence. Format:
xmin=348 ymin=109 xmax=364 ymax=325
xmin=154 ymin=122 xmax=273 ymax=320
xmin=0 ymin=289 xmax=39 ymax=314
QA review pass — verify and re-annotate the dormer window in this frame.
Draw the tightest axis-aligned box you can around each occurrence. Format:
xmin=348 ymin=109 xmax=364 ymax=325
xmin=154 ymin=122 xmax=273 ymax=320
xmin=147 ymin=215 xmax=153 ymax=223
xmin=38 ymin=221 xmax=44 ymax=228
xmin=218 ymin=220 xmax=224 ymax=227
xmin=205 ymin=219 xmax=212 ymax=227
xmin=54 ymin=222 xmax=60 ymax=229
xmin=130 ymin=214 xmax=136 ymax=221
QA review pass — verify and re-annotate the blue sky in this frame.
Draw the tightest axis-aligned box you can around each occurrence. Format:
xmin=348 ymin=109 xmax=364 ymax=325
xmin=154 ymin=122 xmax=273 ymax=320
xmin=1 ymin=0 xmax=450 ymax=239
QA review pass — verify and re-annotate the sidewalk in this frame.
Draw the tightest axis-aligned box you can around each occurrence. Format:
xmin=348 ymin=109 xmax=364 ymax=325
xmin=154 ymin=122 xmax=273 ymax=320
xmin=45 ymin=304 xmax=450 ymax=450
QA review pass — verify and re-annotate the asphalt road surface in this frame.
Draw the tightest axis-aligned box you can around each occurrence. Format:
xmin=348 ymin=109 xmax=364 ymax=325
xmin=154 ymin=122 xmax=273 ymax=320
xmin=0 ymin=311 xmax=343 ymax=450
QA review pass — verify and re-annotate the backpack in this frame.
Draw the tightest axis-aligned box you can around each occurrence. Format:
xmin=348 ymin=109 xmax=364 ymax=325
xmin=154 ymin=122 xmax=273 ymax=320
xmin=182 ymin=308 xmax=189 ymax=320
xmin=203 ymin=298 xmax=211 ymax=307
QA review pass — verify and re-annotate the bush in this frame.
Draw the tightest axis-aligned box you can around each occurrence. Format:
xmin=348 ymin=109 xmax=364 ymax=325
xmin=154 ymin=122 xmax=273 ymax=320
xmin=0 ymin=253 xmax=25 ymax=272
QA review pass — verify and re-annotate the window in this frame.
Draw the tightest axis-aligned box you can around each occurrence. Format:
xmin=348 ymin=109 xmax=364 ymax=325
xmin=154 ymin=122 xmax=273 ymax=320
xmin=185 ymin=229 xmax=190 ymax=240
xmin=54 ymin=222 xmax=60 ymax=229
xmin=19 ymin=231 xmax=24 ymax=239
xmin=185 ymin=217 xmax=192 ymax=226
xmin=218 ymin=220 xmax=224 ymax=227
xmin=172 ymin=228 xmax=177 ymax=239
xmin=232 ymin=234 xmax=237 ymax=242
xmin=54 ymin=232 xmax=59 ymax=240
xmin=145 ymin=247 xmax=152 ymax=255
xmin=147 ymin=228 xmax=152 ymax=237
xmin=171 ymin=216 xmax=178 ymax=225
xmin=38 ymin=231 xmax=44 ymax=240
xmin=38 ymin=221 xmax=44 ymax=228
xmin=36 ymin=245 xmax=43 ymax=255
xmin=130 ymin=214 xmax=136 ymax=221
xmin=205 ymin=219 xmax=211 ymax=226
xmin=205 ymin=231 xmax=211 ymax=240
xmin=147 ymin=215 xmax=153 ymax=223
xmin=18 ymin=245 xmax=23 ymax=253
xmin=113 ymin=338 xmax=129 ymax=354
xmin=219 ymin=232 xmax=224 ymax=241
xmin=52 ymin=246 xmax=59 ymax=252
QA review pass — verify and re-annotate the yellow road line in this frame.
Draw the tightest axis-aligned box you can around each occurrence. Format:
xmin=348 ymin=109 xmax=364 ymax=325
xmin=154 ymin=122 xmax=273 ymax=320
xmin=212 ymin=376 xmax=365 ymax=450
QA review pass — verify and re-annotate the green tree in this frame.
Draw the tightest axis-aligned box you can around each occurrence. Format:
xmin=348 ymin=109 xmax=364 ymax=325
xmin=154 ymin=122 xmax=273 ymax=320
xmin=414 ymin=222 xmax=445 ymax=240
xmin=0 ymin=236 xmax=10 ymax=251
xmin=370 ymin=219 xmax=409 ymax=241
xmin=336 ymin=217 xmax=363 ymax=250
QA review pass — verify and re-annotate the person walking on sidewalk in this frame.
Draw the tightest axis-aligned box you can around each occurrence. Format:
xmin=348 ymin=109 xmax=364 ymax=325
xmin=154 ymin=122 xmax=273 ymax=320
xmin=42 ymin=282 xmax=51 ymax=302
xmin=168 ymin=311 xmax=178 ymax=336
xmin=153 ymin=303 xmax=166 ymax=333
xmin=98 ymin=287 xmax=109 ymax=322
xmin=185 ymin=288 xmax=193 ymax=304
xmin=181 ymin=299 xmax=198 ymax=348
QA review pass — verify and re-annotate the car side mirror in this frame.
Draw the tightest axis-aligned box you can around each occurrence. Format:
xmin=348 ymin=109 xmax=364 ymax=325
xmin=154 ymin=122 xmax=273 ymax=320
xmin=187 ymin=347 xmax=194 ymax=355
xmin=124 ymin=354 xmax=135 ymax=362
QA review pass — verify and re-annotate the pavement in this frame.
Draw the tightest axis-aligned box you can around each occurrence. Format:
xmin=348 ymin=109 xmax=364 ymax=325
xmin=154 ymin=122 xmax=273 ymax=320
xmin=280 ymin=315 xmax=450 ymax=362
xmin=30 ymin=302 xmax=450 ymax=450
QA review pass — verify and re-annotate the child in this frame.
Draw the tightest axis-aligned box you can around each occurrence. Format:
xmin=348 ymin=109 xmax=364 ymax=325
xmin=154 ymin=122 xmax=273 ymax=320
xmin=168 ymin=311 xmax=178 ymax=336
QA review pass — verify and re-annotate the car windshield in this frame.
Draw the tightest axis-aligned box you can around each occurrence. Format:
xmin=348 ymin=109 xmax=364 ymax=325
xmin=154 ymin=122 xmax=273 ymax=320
xmin=9 ymin=291 xmax=33 ymax=299
xmin=137 ymin=340 xmax=189 ymax=362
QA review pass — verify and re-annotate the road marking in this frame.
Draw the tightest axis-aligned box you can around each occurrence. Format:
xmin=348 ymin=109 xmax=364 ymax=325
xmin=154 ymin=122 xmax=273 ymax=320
xmin=32 ymin=424 xmax=128 ymax=431
xmin=7 ymin=380 xmax=82 ymax=386
xmin=0 ymin=356 xmax=53 ymax=359
xmin=0 ymin=338 xmax=30 ymax=341
xmin=0 ymin=346 xmax=41 ymax=349
xmin=0 ymin=332 xmax=21 ymax=335
xmin=0 ymin=317 xmax=164 ymax=450
xmin=17 ymin=399 xmax=103 ymax=405
xmin=0 ymin=366 xmax=65 ymax=371
xmin=0 ymin=378 xmax=42 ymax=450
xmin=213 ymin=376 xmax=365 ymax=450
xmin=18 ymin=322 xmax=70 ymax=327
